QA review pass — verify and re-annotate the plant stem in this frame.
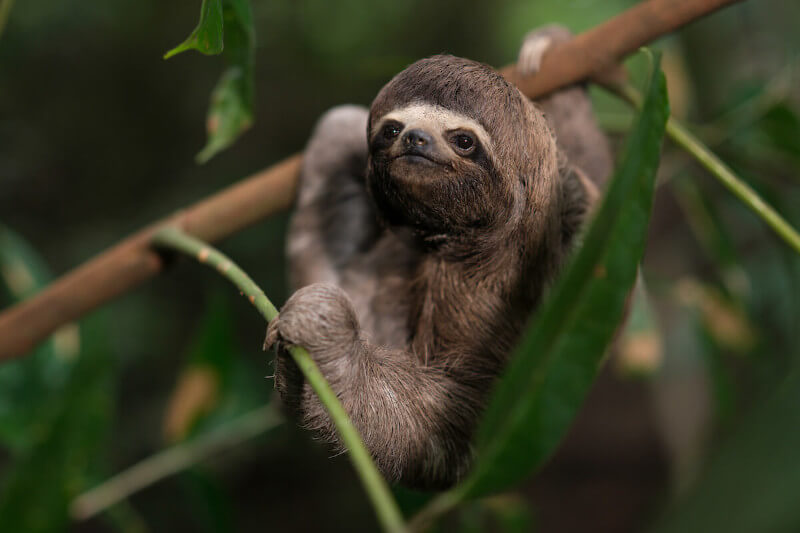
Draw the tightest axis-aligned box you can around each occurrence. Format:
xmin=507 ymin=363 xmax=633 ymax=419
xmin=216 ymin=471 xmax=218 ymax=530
xmin=150 ymin=226 xmax=406 ymax=533
xmin=610 ymin=82 xmax=800 ymax=256
xmin=665 ymin=119 xmax=800 ymax=255
xmin=71 ymin=404 xmax=282 ymax=521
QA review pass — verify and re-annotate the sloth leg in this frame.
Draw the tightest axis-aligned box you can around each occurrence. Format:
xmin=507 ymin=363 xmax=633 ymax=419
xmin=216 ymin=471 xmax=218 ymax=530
xmin=518 ymin=25 xmax=613 ymax=186
xmin=286 ymin=105 xmax=379 ymax=289
xmin=265 ymin=282 xmax=477 ymax=489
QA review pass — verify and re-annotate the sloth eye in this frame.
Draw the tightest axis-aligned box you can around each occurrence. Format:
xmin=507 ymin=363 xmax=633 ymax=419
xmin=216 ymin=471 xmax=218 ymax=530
xmin=382 ymin=123 xmax=402 ymax=139
xmin=452 ymin=133 xmax=475 ymax=153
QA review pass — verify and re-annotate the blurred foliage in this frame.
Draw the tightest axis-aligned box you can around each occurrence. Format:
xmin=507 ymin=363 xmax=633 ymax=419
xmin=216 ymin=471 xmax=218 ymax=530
xmin=165 ymin=292 xmax=271 ymax=443
xmin=1 ymin=0 xmax=800 ymax=531
xmin=652 ymin=368 xmax=800 ymax=533
xmin=617 ymin=279 xmax=664 ymax=376
xmin=0 ymin=225 xmax=114 ymax=531
xmin=0 ymin=317 xmax=113 ymax=532
xmin=0 ymin=225 xmax=76 ymax=451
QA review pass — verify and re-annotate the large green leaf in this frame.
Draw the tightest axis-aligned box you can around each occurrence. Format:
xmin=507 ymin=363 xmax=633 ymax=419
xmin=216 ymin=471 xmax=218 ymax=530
xmin=196 ymin=0 xmax=255 ymax=163
xmin=459 ymin=53 xmax=669 ymax=498
xmin=164 ymin=0 xmax=224 ymax=59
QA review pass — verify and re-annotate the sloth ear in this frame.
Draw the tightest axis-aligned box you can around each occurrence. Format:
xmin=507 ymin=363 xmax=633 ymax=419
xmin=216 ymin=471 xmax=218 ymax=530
xmin=559 ymin=164 xmax=600 ymax=246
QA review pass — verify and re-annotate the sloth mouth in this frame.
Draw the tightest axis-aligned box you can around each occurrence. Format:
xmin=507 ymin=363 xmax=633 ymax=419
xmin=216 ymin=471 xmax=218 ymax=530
xmin=392 ymin=151 xmax=451 ymax=168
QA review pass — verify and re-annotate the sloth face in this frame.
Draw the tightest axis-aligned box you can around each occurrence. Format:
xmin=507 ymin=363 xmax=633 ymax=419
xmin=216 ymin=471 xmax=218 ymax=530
xmin=367 ymin=102 xmax=504 ymax=236
xmin=365 ymin=55 xmax=557 ymax=242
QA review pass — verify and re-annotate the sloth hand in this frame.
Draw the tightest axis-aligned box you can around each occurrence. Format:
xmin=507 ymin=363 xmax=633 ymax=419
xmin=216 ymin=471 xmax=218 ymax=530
xmin=264 ymin=282 xmax=361 ymax=357
xmin=517 ymin=24 xmax=573 ymax=77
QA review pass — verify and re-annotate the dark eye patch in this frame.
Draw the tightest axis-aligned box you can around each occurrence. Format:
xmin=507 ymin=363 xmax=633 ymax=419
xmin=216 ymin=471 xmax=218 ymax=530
xmin=382 ymin=121 xmax=402 ymax=139
xmin=449 ymin=131 xmax=477 ymax=156
xmin=455 ymin=134 xmax=473 ymax=150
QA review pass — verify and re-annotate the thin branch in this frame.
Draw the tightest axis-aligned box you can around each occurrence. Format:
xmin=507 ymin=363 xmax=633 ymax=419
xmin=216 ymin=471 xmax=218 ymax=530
xmin=0 ymin=0 xmax=745 ymax=360
xmin=72 ymin=403 xmax=283 ymax=521
xmin=498 ymin=0 xmax=745 ymax=95
xmin=610 ymin=82 xmax=800 ymax=255
xmin=150 ymin=227 xmax=406 ymax=533
xmin=667 ymin=120 xmax=800 ymax=254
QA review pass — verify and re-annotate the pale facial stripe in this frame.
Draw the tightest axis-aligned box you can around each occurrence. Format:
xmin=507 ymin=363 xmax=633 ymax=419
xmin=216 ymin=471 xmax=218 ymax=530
xmin=377 ymin=103 xmax=493 ymax=153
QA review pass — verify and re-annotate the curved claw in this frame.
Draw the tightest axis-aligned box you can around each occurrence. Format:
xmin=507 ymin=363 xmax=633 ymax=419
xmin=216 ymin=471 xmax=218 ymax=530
xmin=517 ymin=34 xmax=553 ymax=77
xmin=263 ymin=315 xmax=280 ymax=351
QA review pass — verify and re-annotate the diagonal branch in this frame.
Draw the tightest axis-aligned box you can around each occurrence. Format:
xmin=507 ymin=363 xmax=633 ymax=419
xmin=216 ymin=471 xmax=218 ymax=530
xmin=0 ymin=0 xmax=744 ymax=359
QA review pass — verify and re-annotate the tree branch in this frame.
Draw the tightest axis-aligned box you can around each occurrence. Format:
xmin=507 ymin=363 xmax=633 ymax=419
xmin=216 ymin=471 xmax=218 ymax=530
xmin=0 ymin=154 xmax=301 ymax=358
xmin=0 ymin=0 xmax=744 ymax=359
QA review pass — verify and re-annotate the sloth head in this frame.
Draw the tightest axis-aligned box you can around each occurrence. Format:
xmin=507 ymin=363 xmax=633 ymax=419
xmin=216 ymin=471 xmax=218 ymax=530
xmin=366 ymin=55 xmax=564 ymax=247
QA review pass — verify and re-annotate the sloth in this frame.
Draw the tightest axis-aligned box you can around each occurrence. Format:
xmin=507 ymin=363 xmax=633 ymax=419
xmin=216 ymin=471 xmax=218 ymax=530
xmin=264 ymin=27 xmax=612 ymax=490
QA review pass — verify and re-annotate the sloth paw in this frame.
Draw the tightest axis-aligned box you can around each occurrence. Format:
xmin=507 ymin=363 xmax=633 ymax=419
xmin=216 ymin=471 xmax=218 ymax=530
xmin=517 ymin=25 xmax=573 ymax=77
xmin=263 ymin=282 xmax=360 ymax=354
xmin=517 ymin=35 xmax=553 ymax=77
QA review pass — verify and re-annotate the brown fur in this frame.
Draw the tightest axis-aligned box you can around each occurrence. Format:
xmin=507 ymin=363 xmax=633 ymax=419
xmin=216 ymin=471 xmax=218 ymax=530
xmin=266 ymin=31 xmax=610 ymax=489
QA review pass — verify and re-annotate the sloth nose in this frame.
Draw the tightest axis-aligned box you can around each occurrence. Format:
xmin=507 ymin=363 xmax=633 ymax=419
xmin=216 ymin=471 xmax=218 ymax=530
xmin=403 ymin=129 xmax=432 ymax=147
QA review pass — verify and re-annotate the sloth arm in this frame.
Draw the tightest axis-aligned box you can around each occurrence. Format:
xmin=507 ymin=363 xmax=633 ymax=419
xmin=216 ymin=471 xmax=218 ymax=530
xmin=265 ymin=282 xmax=480 ymax=489
xmin=285 ymin=105 xmax=381 ymax=289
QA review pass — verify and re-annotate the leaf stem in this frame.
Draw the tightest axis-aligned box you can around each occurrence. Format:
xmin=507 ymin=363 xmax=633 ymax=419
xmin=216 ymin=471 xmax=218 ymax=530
xmin=150 ymin=226 xmax=406 ymax=533
xmin=610 ymin=82 xmax=800 ymax=256
xmin=71 ymin=404 xmax=282 ymax=521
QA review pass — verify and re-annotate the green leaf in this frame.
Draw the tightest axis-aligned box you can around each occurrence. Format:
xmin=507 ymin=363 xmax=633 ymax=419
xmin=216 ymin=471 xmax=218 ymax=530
xmin=164 ymin=0 xmax=224 ymax=59
xmin=196 ymin=66 xmax=254 ymax=163
xmin=459 ymin=52 xmax=669 ymax=498
xmin=196 ymin=0 xmax=255 ymax=163
xmin=0 ymin=316 xmax=113 ymax=532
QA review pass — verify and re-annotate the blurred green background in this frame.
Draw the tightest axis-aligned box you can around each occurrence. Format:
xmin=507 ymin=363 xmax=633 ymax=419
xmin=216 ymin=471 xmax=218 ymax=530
xmin=1 ymin=0 xmax=799 ymax=531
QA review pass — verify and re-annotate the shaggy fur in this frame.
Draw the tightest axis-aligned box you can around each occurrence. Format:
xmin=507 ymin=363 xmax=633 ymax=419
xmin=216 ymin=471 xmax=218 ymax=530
xmin=265 ymin=28 xmax=611 ymax=489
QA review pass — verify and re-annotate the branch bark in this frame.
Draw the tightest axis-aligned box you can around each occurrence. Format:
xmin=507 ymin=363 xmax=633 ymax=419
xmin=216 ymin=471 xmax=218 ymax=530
xmin=0 ymin=0 xmax=744 ymax=359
